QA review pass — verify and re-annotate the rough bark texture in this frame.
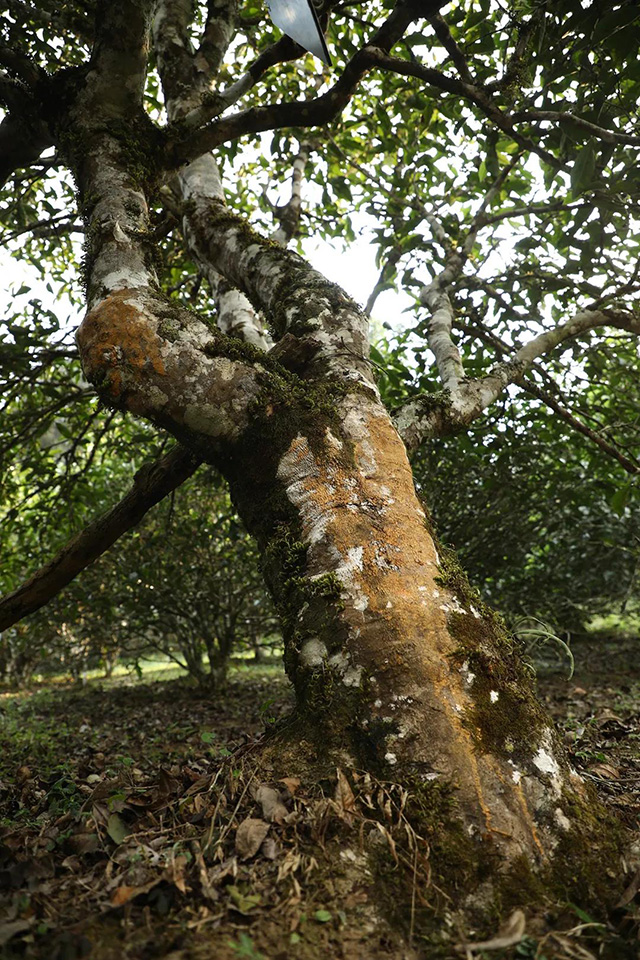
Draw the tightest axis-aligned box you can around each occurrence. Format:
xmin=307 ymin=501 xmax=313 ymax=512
xmin=220 ymin=383 xmax=621 ymax=921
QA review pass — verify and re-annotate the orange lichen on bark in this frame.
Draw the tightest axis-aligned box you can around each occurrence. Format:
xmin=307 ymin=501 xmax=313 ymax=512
xmin=281 ymin=397 xmax=559 ymax=861
xmin=77 ymin=290 xmax=166 ymax=397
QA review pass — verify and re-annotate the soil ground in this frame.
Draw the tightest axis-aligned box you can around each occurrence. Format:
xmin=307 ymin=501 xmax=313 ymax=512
xmin=0 ymin=639 xmax=639 ymax=960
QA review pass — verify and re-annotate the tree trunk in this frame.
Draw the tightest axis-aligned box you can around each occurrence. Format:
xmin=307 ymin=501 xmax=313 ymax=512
xmin=222 ymin=383 xmax=623 ymax=925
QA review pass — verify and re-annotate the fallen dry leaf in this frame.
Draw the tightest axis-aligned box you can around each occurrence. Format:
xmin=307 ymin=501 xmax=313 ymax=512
xmin=334 ymin=768 xmax=356 ymax=822
xmin=256 ymin=784 xmax=288 ymax=824
xmin=457 ymin=909 xmax=526 ymax=953
xmin=261 ymin=837 xmax=278 ymax=860
xmin=111 ymin=878 xmax=159 ymax=907
xmin=235 ymin=817 xmax=270 ymax=860
xmin=280 ymin=777 xmax=301 ymax=796
xmin=589 ymin=763 xmax=620 ymax=780
xmin=615 ymin=866 xmax=640 ymax=908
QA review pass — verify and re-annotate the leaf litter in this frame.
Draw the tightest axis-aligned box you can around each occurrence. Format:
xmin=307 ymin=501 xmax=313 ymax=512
xmin=0 ymin=640 xmax=638 ymax=959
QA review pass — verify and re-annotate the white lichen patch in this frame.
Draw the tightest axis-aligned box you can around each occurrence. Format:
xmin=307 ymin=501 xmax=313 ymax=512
xmin=469 ymin=604 xmax=482 ymax=619
xmin=384 ymin=752 xmax=397 ymax=765
xmin=372 ymin=540 xmax=400 ymax=572
xmin=343 ymin=664 xmax=364 ymax=686
xmin=440 ymin=595 xmax=468 ymax=616
xmin=183 ymin=403 xmax=232 ymax=437
xmin=325 ymin=428 xmax=343 ymax=451
xmin=300 ymin=637 xmax=328 ymax=667
xmin=335 ymin=546 xmax=364 ymax=580
xmin=489 ymin=690 xmax=499 ymax=703
xmin=329 ymin=651 xmax=364 ymax=687
xmin=460 ymin=661 xmax=476 ymax=685
xmin=533 ymin=731 xmax=563 ymax=795
xmin=554 ymin=807 xmax=571 ymax=831
xmin=277 ymin=436 xmax=329 ymax=547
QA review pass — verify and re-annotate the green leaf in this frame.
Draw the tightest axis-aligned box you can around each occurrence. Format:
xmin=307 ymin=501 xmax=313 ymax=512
xmin=610 ymin=484 xmax=632 ymax=516
xmin=570 ymin=141 xmax=597 ymax=197
xmin=314 ymin=909 xmax=332 ymax=923
xmin=592 ymin=6 xmax=640 ymax=43
xmin=106 ymin=813 xmax=129 ymax=845
xmin=228 ymin=885 xmax=262 ymax=915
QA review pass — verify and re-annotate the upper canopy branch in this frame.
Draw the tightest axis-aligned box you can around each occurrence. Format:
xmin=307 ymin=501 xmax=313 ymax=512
xmin=418 ymin=156 xmax=522 ymax=400
xmin=179 ymin=186 xmax=371 ymax=383
xmin=153 ymin=0 xmax=271 ymax=351
xmin=167 ymin=0 xmax=438 ymax=165
xmin=513 ymin=110 xmax=640 ymax=147
xmin=395 ymin=307 xmax=640 ymax=452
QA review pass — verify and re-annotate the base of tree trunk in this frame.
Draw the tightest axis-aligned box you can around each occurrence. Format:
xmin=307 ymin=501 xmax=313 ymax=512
xmin=234 ymin=720 xmax=627 ymax=960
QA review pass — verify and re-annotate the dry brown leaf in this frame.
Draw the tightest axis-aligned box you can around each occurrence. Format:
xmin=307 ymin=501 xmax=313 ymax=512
xmin=166 ymin=854 xmax=189 ymax=894
xmin=261 ymin=837 xmax=278 ymax=860
xmin=111 ymin=878 xmax=159 ymax=907
xmin=256 ymin=784 xmax=288 ymax=824
xmin=280 ymin=777 xmax=301 ymax=796
xmin=334 ymin=768 xmax=356 ymax=822
xmin=589 ymin=763 xmax=620 ymax=780
xmin=235 ymin=817 xmax=270 ymax=860
xmin=615 ymin=866 xmax=640 ymax=908
xmin=208 ymin=856 xmax=237 ymax=883
xmin=456 ymin=909 xmax=526 ymax=953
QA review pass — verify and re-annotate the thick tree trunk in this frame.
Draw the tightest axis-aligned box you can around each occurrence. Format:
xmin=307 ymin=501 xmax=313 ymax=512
xmin=222 ymin=383 xmax=623 ymax=925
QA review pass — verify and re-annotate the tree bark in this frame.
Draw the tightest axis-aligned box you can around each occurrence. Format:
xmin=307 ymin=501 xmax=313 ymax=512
xmin=221 ymin=383 xmax=621 ymax=911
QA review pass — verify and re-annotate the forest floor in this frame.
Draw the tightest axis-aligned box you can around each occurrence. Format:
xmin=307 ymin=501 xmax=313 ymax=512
xmin=0 ymin=639 xmax=639 ymax=960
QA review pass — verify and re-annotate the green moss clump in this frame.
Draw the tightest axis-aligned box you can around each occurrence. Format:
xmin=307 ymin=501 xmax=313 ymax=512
xmin=371 ymin=776 xmax=498 ymax=950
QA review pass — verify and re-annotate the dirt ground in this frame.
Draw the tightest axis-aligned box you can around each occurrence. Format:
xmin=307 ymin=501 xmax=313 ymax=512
xmin=0 ymin=639 xmax=639 ymax=960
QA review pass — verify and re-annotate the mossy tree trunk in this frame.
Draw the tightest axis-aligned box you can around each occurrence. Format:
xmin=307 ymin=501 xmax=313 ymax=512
xmin=221 ymin=382 xmax=621 ymax=912
xmin=40 ymin=0 xmax=624 ymax=939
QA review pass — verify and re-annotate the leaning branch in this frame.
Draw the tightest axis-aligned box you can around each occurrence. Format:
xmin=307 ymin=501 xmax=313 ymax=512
xmin=0 ymin=446 xmax=200 ymax=633
xmin=395 ymin=307 xmax=640 ymax=452
xmin=366 ymin=51 xmax=561 ymax=169
xmin=522 ymin=377 xmax=640 ymax=476
xmin=513 ymin=110 xmax=640 ymax=146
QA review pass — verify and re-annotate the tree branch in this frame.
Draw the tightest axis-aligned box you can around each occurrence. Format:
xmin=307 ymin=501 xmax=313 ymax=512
xmin=271 ymin=142 xmax=310 ymax=246
xmin=366 ymin=50 xmax=561 ymax=169
xmin=419 ymin=155 xmax=521 ymax=397
xmin=169 ymin=0 xmax=436 ymax=164
xmin=513 ymin=110 xmax=640 ymax=146
xmin=427 ymin=11 xmax=473 ymax=83
xmin=395 ymin=307 xmax=640 ymax=452
xmin=153 ymin=1 xmax=272 ymax=350
xmin=0 ymin=446 xmax=201 ymax=633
